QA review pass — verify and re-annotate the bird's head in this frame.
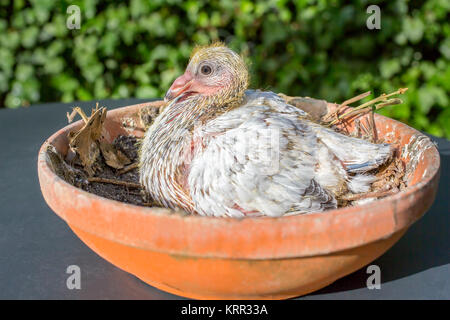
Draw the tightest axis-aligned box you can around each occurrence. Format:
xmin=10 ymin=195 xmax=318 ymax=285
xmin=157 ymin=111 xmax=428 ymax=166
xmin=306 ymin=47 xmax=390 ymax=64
xmin=164 ymin=43 xmax=249 ymax=107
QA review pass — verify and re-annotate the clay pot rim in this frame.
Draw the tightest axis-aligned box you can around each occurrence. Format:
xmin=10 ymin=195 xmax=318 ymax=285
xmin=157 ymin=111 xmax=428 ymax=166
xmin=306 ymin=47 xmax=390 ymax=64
xmin=38 ymin=101 xmax=441 ymax=260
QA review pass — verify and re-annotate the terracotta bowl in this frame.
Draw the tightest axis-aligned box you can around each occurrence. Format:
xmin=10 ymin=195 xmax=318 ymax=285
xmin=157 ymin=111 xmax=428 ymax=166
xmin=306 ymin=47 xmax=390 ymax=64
xmin=37 ymin=100 xmax=440 ymax=299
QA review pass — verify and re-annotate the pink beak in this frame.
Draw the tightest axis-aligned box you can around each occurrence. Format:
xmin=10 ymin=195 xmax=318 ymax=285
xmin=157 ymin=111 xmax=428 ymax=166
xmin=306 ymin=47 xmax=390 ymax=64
xmin=164 ymin=72 xmax=194 ymax=102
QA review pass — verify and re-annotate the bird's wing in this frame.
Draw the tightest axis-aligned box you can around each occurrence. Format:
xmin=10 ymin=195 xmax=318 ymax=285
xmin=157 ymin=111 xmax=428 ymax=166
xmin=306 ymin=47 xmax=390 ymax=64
xmin=243 ymin=90 xmax=393 ymax=174
xmin=310 ymin=125 xmax=393 ymax=173
xmin=188 ymin=100 xmax=336 ymax=217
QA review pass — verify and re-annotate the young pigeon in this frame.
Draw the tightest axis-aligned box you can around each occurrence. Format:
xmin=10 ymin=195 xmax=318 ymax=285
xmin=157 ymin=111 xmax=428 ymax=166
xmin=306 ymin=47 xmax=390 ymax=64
xmin=139 ymin=43 xmax=392 ymax=217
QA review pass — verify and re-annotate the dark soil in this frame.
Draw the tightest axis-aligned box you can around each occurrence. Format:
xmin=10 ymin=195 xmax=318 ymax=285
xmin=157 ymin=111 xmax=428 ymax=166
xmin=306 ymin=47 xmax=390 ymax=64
xmin=48 ymin=134 xmax=157 ymax=207
xmin=79 ymin=135 xmax=152 ymax=206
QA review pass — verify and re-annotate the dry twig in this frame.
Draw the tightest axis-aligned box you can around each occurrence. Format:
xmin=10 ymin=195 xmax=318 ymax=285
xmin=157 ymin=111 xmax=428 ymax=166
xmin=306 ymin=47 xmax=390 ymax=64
xmin=340 ymin=189 xmax=397 ymax=201
xmin=118 ymin=162 xmax=139 ymax=175
xmin=327 ymin=88 xmax=408 ymax=126
xmin=87 ymin=177 xmax=142 ymax=189
xmin=323 ymin=91 xmax=371 ymax=123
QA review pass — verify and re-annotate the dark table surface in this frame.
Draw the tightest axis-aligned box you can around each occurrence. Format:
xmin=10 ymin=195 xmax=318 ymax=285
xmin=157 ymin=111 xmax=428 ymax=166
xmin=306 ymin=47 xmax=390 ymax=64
xmin=0 ymin=98 xmax=448 ymax=300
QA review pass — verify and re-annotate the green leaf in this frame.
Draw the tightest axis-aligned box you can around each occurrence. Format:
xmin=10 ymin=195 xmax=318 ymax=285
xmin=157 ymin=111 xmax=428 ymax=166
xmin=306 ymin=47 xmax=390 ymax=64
xmin=15 ymin=64 xmax=34 ymax=81
xmin=135 ymin=85 xmax=159 ymax=98
xmin=5 ymin=93 xmax=22 ymax=108
xmin=403 ymin=17 xmax=424 ymax=43
xmin=44 ymin=57 xmax=64 ymax=74
xmin=76 ymin=87 xmax=94 ymax=101
xmin=439 ymin=37 xmax=450 ymax=59
xmin=380 ymin=59 xmax=401 ymax=79
xmin=51 ymin=74 xmax=79 ymax=92
xmin=21 ymin=26 xmax=39 ymax=48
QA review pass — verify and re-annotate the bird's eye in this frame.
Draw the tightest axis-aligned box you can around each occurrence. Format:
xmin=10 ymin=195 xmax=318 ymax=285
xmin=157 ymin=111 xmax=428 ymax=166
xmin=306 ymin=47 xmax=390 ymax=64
xmin=200 ymin=65 xmax=212 ymax=75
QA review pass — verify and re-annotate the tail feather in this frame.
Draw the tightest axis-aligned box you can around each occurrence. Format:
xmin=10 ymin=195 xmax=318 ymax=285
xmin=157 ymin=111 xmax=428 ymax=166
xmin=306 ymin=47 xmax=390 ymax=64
xmin=312 ymin=126 xmax=393 ymax=173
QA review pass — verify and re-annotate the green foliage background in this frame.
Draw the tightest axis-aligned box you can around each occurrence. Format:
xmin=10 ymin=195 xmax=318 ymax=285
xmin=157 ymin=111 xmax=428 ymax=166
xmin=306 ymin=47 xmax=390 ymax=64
xmin=0 ymin=0 xmax=449 ymax=137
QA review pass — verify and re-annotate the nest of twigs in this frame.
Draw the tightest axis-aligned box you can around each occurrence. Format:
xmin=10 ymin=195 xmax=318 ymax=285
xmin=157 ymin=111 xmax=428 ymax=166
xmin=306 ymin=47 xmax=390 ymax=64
xmin=47 ymin=89 xmax=408 ymax=210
